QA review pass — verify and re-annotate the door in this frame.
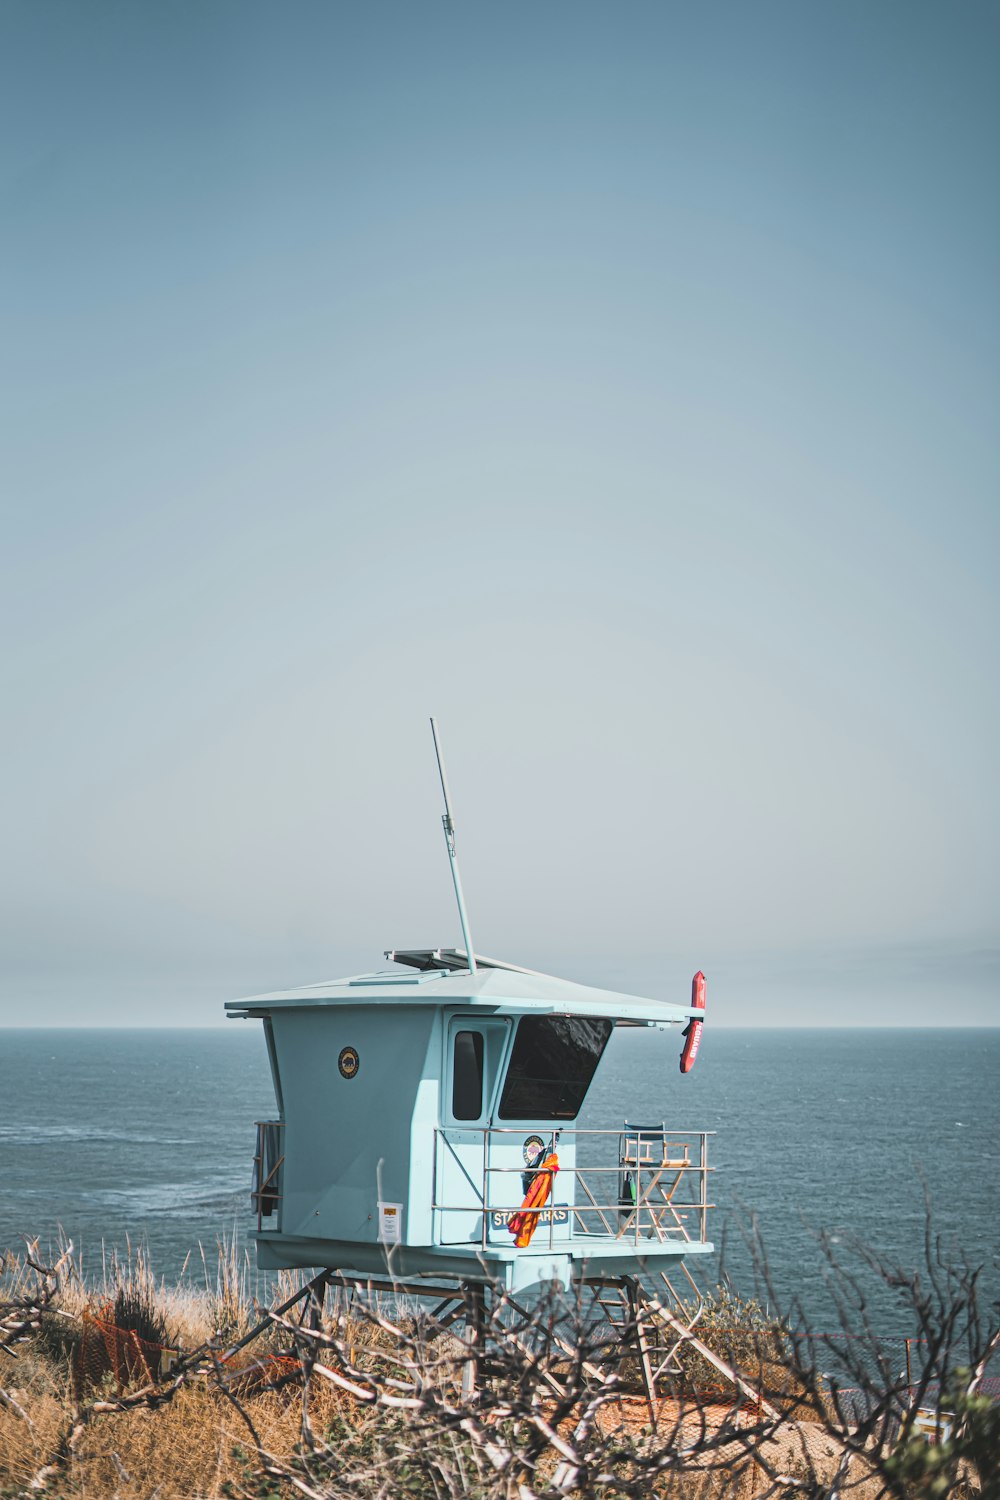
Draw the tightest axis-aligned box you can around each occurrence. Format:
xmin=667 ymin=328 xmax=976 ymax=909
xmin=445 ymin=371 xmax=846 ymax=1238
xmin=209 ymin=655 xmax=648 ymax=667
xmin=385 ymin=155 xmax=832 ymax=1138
xmin=436 ymin=1017 xmax=510 ymax=1245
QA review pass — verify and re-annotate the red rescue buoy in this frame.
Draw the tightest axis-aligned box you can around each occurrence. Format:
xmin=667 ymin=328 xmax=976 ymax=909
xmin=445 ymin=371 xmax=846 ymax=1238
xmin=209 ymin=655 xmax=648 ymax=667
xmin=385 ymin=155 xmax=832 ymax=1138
xmin=679 ymin=970 xmax=706 ymax=1074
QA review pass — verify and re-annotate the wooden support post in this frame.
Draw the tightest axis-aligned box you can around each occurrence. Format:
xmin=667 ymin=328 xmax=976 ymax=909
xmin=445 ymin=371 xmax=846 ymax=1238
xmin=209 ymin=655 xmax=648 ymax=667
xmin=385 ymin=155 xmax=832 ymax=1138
xmin=626 ymin=1278 xmax=659 ymax=1423
xmin=641 ymin=1292 xmax=780 ymax=1421
xmin=307 ymin=1274 xmax=327 ymax=1331
xmin=216 ymin=1269 xmax=328 ymax=1367
xmin=461 ymin=1282 xmax=486 ymax=1401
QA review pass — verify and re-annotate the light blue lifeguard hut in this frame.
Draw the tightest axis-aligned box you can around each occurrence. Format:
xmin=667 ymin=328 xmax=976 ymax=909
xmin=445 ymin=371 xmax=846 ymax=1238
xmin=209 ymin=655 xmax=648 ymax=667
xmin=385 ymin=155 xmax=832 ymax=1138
xmin=227 ymin=724 xmax=712 ymax=1301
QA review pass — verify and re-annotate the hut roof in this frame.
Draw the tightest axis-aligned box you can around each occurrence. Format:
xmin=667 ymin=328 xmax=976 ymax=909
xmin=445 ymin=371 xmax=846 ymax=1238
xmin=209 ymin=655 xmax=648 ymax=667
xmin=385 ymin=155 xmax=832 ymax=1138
xmin=226 ymin=954 xmax=698 ymax=1026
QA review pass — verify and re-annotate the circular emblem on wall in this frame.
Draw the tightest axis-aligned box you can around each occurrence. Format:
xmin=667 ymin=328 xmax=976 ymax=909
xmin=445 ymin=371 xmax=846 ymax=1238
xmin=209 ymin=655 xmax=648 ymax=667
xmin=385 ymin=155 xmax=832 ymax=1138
xmin=522 ymin=1134 xmax=545 ymax=1167
xmin=338 ymin=1046 xmax=360 ymax=1080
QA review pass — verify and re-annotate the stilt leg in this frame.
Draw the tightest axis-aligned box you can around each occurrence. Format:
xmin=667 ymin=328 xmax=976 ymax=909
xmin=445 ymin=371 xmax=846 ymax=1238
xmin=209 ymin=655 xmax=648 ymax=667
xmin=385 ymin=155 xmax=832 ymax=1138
xmin=626 ymin=1278 xmax=659 ymax=1423
xmin=307 ymin=1274 xmax=327 ymax=1331
xmin=461 ymin=1282 xmax=486 ymax=1401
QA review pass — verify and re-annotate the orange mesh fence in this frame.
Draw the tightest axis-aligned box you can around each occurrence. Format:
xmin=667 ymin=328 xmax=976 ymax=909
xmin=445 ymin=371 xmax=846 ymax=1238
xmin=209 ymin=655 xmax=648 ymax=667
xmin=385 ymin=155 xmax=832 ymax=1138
xmin=76 ymin=1305 xmax=171 ymax=1393
xmin=73 ymin=1304 xmax=303 ymax=1396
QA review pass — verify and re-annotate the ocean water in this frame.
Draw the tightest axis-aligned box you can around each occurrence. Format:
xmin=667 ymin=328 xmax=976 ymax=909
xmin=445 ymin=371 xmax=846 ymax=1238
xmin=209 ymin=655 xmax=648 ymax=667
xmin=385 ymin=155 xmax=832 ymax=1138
xmin=1 ymin=1025 xmax=996 ymax=1333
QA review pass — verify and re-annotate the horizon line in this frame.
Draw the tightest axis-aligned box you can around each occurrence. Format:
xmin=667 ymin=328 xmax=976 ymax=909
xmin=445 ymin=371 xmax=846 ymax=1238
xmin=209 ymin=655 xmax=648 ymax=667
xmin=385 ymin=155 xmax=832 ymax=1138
xmin=0 ymin=1022 xmax=996 ymax=1032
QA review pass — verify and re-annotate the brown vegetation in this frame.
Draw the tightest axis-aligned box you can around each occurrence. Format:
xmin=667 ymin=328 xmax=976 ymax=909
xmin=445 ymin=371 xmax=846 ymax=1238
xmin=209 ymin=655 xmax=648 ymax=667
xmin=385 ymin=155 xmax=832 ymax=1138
xmin=0 ymin=1228 xmax=996 ymax=1500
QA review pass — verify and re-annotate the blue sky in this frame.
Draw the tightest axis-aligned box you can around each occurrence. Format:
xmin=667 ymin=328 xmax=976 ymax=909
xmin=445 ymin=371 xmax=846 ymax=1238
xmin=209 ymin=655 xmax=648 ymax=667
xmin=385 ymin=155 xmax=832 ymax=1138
xmin=2 ymin=1 xmax=997 ymax=1025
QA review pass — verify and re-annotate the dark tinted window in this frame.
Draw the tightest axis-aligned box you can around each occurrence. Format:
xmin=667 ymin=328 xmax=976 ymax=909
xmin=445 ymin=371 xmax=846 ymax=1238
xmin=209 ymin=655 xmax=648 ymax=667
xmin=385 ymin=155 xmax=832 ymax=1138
xmin=499 ymin=1016 xmax=613 ymax=1120
xmin=452 ymin=1030 xmax=485 ymax=1120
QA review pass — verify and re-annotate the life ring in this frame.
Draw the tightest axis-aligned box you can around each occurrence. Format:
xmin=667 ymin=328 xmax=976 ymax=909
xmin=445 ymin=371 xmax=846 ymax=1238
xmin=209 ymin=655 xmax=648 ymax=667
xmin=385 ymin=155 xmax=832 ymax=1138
xmin=508 ymin=1152 xmax=559 ymax=1248
xmin=679 ymin=970 xmax=706 ymax=1074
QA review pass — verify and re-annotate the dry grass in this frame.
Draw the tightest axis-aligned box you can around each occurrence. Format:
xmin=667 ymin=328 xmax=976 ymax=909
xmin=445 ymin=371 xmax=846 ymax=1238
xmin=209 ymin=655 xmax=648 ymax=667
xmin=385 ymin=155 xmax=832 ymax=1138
xmin=0 ymin=1371 xmax=349 ymax=1498
xmin=2 ymin=1241 xmax=989 ymax=1500
xmin=0 ymin=1244 xmax=857 ymax=1500
xmin=0 ymin=1238 xmax=313 ymax=1498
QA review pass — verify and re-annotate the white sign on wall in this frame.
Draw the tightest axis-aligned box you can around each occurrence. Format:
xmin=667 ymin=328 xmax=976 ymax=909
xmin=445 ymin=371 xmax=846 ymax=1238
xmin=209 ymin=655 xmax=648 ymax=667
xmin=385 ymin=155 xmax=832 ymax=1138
xmin=378 ymin=1201 xmax=403 ymax=1245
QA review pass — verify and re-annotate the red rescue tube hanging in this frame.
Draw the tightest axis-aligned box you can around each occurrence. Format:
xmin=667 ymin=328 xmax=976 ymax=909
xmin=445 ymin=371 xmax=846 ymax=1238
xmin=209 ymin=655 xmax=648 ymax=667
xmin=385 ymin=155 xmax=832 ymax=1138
xmin=679 ymin=970 xmax=706 ymax=1074
xmin=508 ymin=1152 xmax=559 ymax=1248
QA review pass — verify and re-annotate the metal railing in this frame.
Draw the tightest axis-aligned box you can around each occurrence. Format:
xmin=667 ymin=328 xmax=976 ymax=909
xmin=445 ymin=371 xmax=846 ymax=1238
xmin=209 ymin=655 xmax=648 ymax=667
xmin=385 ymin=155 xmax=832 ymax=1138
xmin=252 ymin=1120 xmax=284 ymax=1232
xmin=433 ymin=1126 xmax=714 ymax=1251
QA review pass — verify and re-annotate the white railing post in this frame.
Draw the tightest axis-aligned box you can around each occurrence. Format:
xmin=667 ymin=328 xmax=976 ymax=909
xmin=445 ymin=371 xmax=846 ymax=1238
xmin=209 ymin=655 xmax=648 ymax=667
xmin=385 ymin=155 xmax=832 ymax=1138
xmin=482 ymin=1128 xmax=489 ymax=1248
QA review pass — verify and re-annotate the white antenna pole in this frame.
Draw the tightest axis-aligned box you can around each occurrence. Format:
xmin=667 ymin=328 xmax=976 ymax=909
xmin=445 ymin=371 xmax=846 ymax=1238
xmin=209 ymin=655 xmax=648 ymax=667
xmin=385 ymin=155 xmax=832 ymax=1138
xmin=429 ymin=717 xmax=478 ymax=973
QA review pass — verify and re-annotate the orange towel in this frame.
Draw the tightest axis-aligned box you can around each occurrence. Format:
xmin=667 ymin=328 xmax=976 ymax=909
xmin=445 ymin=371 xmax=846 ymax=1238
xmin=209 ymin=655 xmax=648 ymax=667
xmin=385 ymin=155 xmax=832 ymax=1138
xmin=508 ymin=1153 xmax=559 ymax=1248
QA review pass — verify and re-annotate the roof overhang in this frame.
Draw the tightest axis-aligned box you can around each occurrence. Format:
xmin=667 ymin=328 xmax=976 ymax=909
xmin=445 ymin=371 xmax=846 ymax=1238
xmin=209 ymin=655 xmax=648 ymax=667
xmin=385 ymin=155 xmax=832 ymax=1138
xmin=225 ymin=955 xmax=699 ymax=1028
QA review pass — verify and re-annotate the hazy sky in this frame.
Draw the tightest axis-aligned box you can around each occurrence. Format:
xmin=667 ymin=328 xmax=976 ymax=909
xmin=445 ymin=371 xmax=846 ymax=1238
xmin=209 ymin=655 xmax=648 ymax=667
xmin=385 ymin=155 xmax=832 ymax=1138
xmin=2 ymin=2 xmax=997 ymax=1026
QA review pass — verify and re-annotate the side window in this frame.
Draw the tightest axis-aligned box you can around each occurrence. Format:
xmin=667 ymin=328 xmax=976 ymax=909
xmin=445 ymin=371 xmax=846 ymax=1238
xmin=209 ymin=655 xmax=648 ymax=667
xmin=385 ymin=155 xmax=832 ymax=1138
xmin=499 ymin=1016 xmax=613 ymax=1120
xmin=452 ymin=1030 xmax=485 ymax=1121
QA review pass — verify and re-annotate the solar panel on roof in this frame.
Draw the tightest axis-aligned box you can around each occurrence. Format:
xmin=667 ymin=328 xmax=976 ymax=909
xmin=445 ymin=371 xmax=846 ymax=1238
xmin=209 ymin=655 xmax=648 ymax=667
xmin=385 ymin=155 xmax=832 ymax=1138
xmin=386 ymin=948 xmax=551 ymax=978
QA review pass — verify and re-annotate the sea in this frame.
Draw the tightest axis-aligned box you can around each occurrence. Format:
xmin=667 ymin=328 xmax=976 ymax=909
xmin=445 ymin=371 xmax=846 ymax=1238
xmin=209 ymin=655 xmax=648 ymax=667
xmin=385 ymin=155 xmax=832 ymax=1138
xmin=1 ymin=1026 xmax=996 ymax=1337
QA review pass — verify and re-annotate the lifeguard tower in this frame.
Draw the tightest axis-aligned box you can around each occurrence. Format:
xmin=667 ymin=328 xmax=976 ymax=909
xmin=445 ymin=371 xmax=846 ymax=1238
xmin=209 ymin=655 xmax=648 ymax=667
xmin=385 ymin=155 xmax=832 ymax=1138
xmin=227 ymin=724 xmax=720 ymax=1406
xmin=229 ymin=954 xmax=712 ymax=1295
